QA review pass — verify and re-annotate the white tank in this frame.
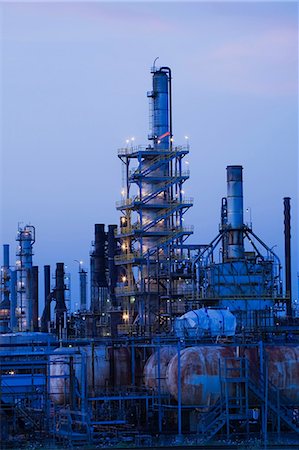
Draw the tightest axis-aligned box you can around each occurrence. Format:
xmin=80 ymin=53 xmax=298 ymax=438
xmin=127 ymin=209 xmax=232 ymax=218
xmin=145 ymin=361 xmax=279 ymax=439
xmin=174 ymin=308 xmax=236 ymax=338
xmin=49 ymin=347 xmax=78 ymax=405
xmin=50 ymin=345 xmax=111 ymax=404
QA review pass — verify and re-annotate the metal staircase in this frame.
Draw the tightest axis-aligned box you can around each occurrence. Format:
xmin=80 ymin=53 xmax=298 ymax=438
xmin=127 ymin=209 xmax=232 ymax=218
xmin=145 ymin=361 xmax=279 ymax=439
xmin=197 ymin=398 xmax=227 ymax=442
xmin=248 ymin=365 xmax=299 ymax=434
xmin=0 ymin=379 xmax=41 ymax=429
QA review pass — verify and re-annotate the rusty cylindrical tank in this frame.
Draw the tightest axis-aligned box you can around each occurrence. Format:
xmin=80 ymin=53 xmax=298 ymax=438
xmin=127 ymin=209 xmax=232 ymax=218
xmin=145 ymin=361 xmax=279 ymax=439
xmin=246 ymin=345 xmax=299 ymax=403
xmin=166 ymin=346 xmax=236 ymax=406
xmin=110 ymin=346 xmax=131 ymax=387
xmin=144 ymin=346 xmax=177 ymax=393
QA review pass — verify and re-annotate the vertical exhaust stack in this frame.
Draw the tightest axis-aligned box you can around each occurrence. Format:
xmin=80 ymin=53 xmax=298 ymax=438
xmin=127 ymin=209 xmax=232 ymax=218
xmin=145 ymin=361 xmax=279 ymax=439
xmin=108 ymin=225 xmax=118 ymax=307
xmin=90 ymin=224 xmax=107 ymax=313
xmin=226 ymin=166 xmax=244 ymax=259
xmin=79 ymin=267 xmax=87 ymax=311
xmin=44 ymin=265 xmax=51 ymax=330
xmin=32 ymin=266 xmax=39 ymax=331
xmin=54 ymin=262 xmax=67 ymax=333
xmin=284 ymin=197 xmax=292 ymax=317
xmin=10 ymin=270 xmax=17 ymax=331
xmin=16 ymin=225 xmax=35 ymax=331
xmin=2 ymin=245 xmax=10 ymax=303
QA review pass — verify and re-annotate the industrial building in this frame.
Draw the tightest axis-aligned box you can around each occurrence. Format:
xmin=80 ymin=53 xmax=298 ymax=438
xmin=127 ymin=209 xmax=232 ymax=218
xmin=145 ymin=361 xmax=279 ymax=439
xmin=0 ymin=65 xmax=298 ymax=449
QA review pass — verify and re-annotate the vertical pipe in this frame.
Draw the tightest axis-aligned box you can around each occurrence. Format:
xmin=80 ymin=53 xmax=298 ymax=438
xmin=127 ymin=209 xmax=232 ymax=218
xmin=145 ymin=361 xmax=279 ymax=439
xmin=44 ymin=265 xmax=51 ymax=329
xmin=10 ymin=270 xmax=17 ymax=330
xmin=3 ymin=245 xmax=9 ymax=268
xmin=55 ymin=262 xmax=66 ymax=332
xmin=3 ymin=245 xmax=10 ymax=303
xmin=226 ymin=165 xmax=244 ymax=259
xmin=32 ymin=266 xmax=39 ymax=331
xmin=108 ymin=224 xmax=118 ymax=307
xmin=79 ymin=268 xmax=87 ymax=310
xmin=221 ymin=198 xmax=228 ymax=262
xmin=284 ymin=197 xmax=292 ymax=316
xmin=91 ymin=224 xmax=107 ymax=313
xmin=177 ymin=339 xmax=182 ymax=436
xmin=26 ymin=268 xmax=33 ymax=330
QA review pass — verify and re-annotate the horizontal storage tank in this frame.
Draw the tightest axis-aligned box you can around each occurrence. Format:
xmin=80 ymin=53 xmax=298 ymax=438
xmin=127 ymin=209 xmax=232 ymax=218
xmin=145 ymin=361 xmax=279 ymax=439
xmin=50 ymin=345 xmax=110 ymax=404
xmin=166 ymin=346 xmax=236 ymax=406
xmin=144 ymin=346 xmax=177 ymax=393
xmin=174 ymin=308 xmax=236 ymax=338
xmin=110 ymin=346 xmax=131 ymax=387
xmin=246 ymin=345 xmax=299 ymax=403
xmin=76 ymin=346 xmax=110 ymax=395
xmin=50 ymin=347 xmax=78 ymax=405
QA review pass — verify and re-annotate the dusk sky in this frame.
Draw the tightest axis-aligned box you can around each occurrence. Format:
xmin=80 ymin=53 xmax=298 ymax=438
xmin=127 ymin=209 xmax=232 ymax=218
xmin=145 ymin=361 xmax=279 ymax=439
xmin=1 ymin=1 xmax=298 ymax=309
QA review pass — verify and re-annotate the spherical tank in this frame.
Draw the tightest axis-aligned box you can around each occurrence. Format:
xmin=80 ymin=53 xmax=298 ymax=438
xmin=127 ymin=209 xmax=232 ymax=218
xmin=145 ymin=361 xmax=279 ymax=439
xmin=166 ymin=346 xmax=236 ymax=406
xmin=143 ymin=346 xmax=177 ymax=393
xmin=49 ymin=348 xmax=79 ymax=405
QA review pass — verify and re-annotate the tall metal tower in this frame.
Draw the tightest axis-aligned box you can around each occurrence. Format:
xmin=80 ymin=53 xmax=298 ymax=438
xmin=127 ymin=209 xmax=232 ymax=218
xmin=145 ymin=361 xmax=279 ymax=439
xmin=15 ymin=225 xmax=35 ymax=331
xmin=115 ymin=66 xmax=194 ymax=333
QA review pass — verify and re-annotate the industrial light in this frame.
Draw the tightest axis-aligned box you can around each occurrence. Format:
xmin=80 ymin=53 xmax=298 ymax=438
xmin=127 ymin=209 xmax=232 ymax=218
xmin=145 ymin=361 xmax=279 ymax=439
xmin=122 ymin=276 xmax=127 ymax=283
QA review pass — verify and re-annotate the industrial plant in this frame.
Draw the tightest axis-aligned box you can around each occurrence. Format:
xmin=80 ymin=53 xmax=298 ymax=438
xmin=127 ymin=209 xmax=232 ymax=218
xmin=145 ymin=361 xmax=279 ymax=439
xmin=0 ymin=65 xmax=298 ymax=449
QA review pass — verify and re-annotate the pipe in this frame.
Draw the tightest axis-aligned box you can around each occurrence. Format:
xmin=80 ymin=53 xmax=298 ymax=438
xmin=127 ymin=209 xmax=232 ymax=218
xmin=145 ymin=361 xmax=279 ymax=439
xmin=9 ymin=270 xmax=17 ymax=331
xmin=32 ymin=266 xmax=39 ymax=331
xmin=79 ymin=268 xmax=87 ymax=311
xmin=226 ymin=165 xmax=244 ymax=259
xmin=55 ymin=262 xmax=67 ymax=331
xmin=26 ymin=268 xmax=33 ymax=330
xmin=221 ymin=198 xmax=228 ymax=261
xmin=3 ymin=245 xmax=10 ymax=303
xmin=284 ymin=197 xmax=292 ymax=316
xmin=44 ymin=265 xmax=51 ymax=329
xmin=91 ymin=224 xmax=107 ymax=313
xmin=108 ymin=224 xmax=118 ymax=307
xmin=3 ymin=244 xmax=9 ymax=269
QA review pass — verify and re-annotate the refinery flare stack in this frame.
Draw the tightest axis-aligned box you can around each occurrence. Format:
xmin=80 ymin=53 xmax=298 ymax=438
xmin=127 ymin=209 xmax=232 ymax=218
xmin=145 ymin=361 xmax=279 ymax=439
xmin=0 ymin=65 xmax=298 ymax=449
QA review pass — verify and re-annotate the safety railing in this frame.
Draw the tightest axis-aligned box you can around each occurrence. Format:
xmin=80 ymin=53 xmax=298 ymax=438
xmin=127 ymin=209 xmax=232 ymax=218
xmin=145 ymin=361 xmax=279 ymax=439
xmin=118 ymin=145 xmax=188 ymax=156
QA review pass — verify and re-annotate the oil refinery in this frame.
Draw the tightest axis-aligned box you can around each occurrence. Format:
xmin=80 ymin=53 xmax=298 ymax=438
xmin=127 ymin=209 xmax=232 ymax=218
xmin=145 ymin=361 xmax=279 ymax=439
xmin=0 ymin=65 xmax=298 ymax=449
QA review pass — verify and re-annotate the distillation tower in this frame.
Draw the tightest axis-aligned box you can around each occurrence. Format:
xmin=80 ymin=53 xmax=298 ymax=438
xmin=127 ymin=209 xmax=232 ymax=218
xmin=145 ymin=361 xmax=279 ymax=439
xmin=15 ymin=225 xmax=37 ymax=331
xmin=115 ymin=66 xmax=194 ymax=333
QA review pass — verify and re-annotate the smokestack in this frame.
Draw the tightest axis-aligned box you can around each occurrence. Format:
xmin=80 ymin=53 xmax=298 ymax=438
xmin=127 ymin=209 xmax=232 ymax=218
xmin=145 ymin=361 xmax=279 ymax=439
xmin=226 ymin=165 xmax=244 ymax=259
xmin=10 ymin=270 xmax=17 ymax=331
xmin=32 ymin=266 xmax=39 ymax=331
xmin=55 ymin=262 xmax=67 ymax=331
xmin=44 ymin=265 xmax=51 ymax=328
xmin=79 ymin=268 xmax=87 ymax=310
xmin=108 ymin=225 xmax=118 ymax=307
xmin=3 ymin=245 xmax=10 ymax=303
xmin=284 ymin=197 xmax=292 ymax=317
xmin=26 ymin=268 xmax=33 ymax=330
xmin=90 ymin=224 xmax=107 ymax=313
